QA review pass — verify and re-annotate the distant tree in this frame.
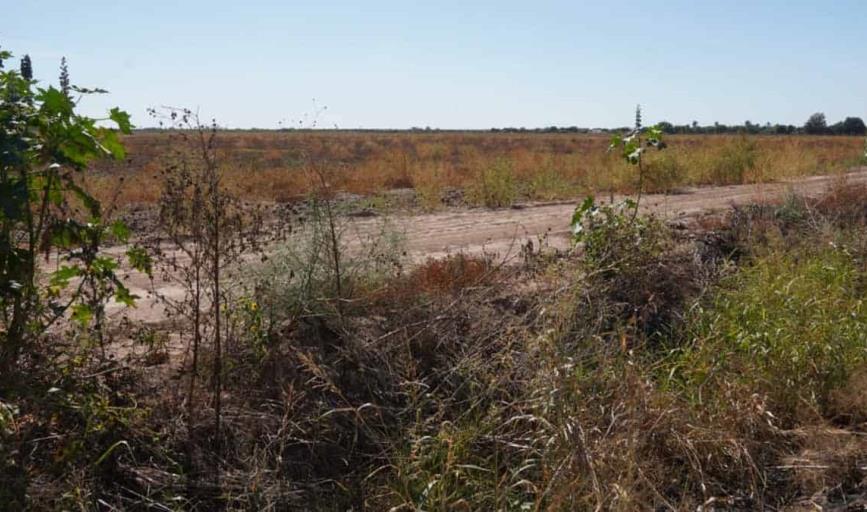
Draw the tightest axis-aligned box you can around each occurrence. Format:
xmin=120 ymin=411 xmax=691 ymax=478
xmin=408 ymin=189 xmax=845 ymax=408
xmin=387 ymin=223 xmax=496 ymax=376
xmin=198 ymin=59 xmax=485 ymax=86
xmin=804 ymin=112 xmax=828 ymax=135
xmin=657 ymin=121 xmax=675 ymax=134
xmin=839 ymin=117 xmax=866 ymax=136
xmin=774 ymin=124 xmax=796 ymax=135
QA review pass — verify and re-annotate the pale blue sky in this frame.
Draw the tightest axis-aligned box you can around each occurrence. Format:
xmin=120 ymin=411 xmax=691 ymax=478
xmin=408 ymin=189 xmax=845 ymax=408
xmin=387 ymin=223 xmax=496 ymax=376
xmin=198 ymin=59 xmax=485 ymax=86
xmin=4 ymin=1 xmax=866 ymax=129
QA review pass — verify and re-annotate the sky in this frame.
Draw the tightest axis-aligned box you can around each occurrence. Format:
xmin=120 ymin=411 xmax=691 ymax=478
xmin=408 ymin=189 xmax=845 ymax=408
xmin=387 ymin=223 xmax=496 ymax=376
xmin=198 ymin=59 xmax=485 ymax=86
xmin=4 ymin=0 xmax=867 ymax=129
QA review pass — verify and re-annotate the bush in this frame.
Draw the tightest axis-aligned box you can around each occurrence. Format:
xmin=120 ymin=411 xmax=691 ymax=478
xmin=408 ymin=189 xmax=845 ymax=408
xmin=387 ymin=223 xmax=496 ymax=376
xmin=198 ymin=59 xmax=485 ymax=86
xmin=673 ymin=246 xmax=867 ymax=423
xmin=466 ymin=159 xmax=517 ymax=207
xmin=570 ymin=198 xmax=701 ymax=344
xmin=243 ymin=198 xmax=405 ymax=329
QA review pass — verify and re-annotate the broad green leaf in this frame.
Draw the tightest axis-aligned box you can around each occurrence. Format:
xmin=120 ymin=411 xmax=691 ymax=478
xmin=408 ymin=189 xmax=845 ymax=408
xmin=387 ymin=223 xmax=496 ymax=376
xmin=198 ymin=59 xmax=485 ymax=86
xmin=92 ymin=256 xmax=119 ymax=275
xmin=571 ymin=196 xmax=596 ymax=240
xmin=38 ymin=87 xmax=74 ymax=117
xmin=50 ymin=265 xmax=81 ymax=289
xmin=109 ymin=107 xmax=133 ymax=134
xmin=126 ymin=245 xmax=153 ymax=277
xmin=51 ymin=221 xmax=83 ymax=249
xmin=99 ymin=129 xmax=126 ymax=160
xmin=31 ymin=171 xmax=64 ymax=206
xmin=113 ymin=283 xmax=137 ymax=307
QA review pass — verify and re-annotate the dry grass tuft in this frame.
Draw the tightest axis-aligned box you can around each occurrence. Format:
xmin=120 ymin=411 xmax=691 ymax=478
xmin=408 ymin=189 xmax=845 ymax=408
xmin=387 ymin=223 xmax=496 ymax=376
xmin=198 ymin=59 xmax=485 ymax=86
xmin=408 ymin=254 xmax=494 ymax=295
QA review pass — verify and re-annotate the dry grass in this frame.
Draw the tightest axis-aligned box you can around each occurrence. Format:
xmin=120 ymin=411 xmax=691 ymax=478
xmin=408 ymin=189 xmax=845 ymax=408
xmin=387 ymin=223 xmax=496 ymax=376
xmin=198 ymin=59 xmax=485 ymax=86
xmin=88 ymin=131 xmax=865 ymax=207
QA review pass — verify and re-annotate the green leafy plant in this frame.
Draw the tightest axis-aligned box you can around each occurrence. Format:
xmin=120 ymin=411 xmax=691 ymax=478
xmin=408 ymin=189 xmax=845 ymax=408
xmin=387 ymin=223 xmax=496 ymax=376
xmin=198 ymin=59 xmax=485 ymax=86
xmin=0 ymin=48 xmax=146 ymax=376
xmin=606 ymin=105 xmax=667 ymax=220
xmin=571 ymin=106 xmax=667 ymax=249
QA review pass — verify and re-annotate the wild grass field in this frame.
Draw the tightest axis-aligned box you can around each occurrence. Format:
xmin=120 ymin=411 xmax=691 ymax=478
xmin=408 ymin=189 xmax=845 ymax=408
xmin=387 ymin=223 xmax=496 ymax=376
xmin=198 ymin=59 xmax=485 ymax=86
xmin=87 ymin=131 xmax=866 ymax=208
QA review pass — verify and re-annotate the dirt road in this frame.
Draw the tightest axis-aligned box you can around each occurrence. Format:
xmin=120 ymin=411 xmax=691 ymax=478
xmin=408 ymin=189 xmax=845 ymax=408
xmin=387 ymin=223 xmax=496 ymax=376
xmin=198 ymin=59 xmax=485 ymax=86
xmin=108 ymin=169 xmax=867 ymax=324
xmin=384 ymin=168 xmax=867 ymax=259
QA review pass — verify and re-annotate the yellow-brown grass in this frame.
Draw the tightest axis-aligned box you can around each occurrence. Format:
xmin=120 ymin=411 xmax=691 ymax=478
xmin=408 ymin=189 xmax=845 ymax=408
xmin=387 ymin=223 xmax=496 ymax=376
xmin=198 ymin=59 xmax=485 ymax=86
xmin=88 ymin=131 xmax=865 ymax=207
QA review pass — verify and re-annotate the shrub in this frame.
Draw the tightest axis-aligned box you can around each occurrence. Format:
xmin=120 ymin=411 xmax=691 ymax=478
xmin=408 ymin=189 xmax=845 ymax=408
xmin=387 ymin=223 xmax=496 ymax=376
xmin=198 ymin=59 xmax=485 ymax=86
xmin=815 ymin=179 xmax=867 ymax=226
xmin=466 ymin=159 xmax=517 ymax=207
xmin=241 ymin=198 xmax=405 ymax=347
xmin=570 ymin=198 xmax=701 ymax=344
xmin=0 ymin=48 xmax=139 ymax=376
xmin=673 ymin=246 xmax=867 ymax=423
xmin=407 ymin=253 xmax=492 ymax=295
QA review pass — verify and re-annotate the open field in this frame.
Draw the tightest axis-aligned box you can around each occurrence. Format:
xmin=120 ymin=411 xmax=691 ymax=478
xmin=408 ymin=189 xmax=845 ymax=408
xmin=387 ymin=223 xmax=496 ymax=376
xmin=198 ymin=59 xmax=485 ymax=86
xmin=87 ymin=131 xmax=867 ymax=207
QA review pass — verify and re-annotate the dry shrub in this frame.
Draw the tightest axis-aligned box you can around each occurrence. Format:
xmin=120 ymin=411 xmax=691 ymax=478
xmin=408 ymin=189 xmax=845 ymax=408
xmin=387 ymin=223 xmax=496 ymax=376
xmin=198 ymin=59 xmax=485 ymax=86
xmin=704 ymin=136 xmax=759 ymax=184
xmin=410 ymin=162 xmax=450 ymax=210
xmin=569 ymin=205 xmax=707 ymax=346
xmin=408 ymin=254 xmax=493 ymax=295
xmin=361 ymin=254 xmax=495 ymax=307
xmin=814 ymin=176 xmax=867 ymax=226
xmin=208 ymin=260 xmax=540 ymax=510
xmin=27 ymin=178 xmax=867 ymax=509
xmin=642 ymin=149 xmax=687 ymax=193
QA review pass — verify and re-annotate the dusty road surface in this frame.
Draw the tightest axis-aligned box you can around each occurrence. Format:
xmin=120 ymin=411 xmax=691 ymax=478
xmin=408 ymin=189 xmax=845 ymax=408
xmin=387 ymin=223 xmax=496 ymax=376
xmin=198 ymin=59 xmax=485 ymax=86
xmin=105 ymin=169 xmax=867 ymax=324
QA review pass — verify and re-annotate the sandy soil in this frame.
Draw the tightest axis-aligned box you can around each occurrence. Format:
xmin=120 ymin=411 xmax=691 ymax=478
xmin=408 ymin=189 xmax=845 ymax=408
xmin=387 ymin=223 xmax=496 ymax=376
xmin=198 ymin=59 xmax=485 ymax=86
xmin=103 ymin=169 xmax=867 ymax=325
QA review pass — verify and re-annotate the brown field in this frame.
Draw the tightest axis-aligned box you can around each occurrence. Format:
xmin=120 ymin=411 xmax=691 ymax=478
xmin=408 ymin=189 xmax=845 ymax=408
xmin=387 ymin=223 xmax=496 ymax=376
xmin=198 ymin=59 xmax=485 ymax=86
xmin=87 ymin=131 xmax=865 ymax=207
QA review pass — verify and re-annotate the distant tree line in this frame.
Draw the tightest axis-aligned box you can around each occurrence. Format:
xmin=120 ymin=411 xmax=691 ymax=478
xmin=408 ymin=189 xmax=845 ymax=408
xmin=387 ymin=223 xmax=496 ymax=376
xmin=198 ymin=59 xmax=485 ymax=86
xmin=138 ymin=113 xmax=866 ymax=135
xmin=489 ymin=113 xmax=866 ymax=136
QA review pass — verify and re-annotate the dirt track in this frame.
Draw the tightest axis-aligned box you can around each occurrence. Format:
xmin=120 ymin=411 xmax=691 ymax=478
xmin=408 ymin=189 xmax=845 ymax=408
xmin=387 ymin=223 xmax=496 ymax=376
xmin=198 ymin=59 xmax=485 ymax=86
xmin=386 ymin=168 xmax=867 ymax=259
xmin=108 ymin=169 xmax=867 ymax=324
